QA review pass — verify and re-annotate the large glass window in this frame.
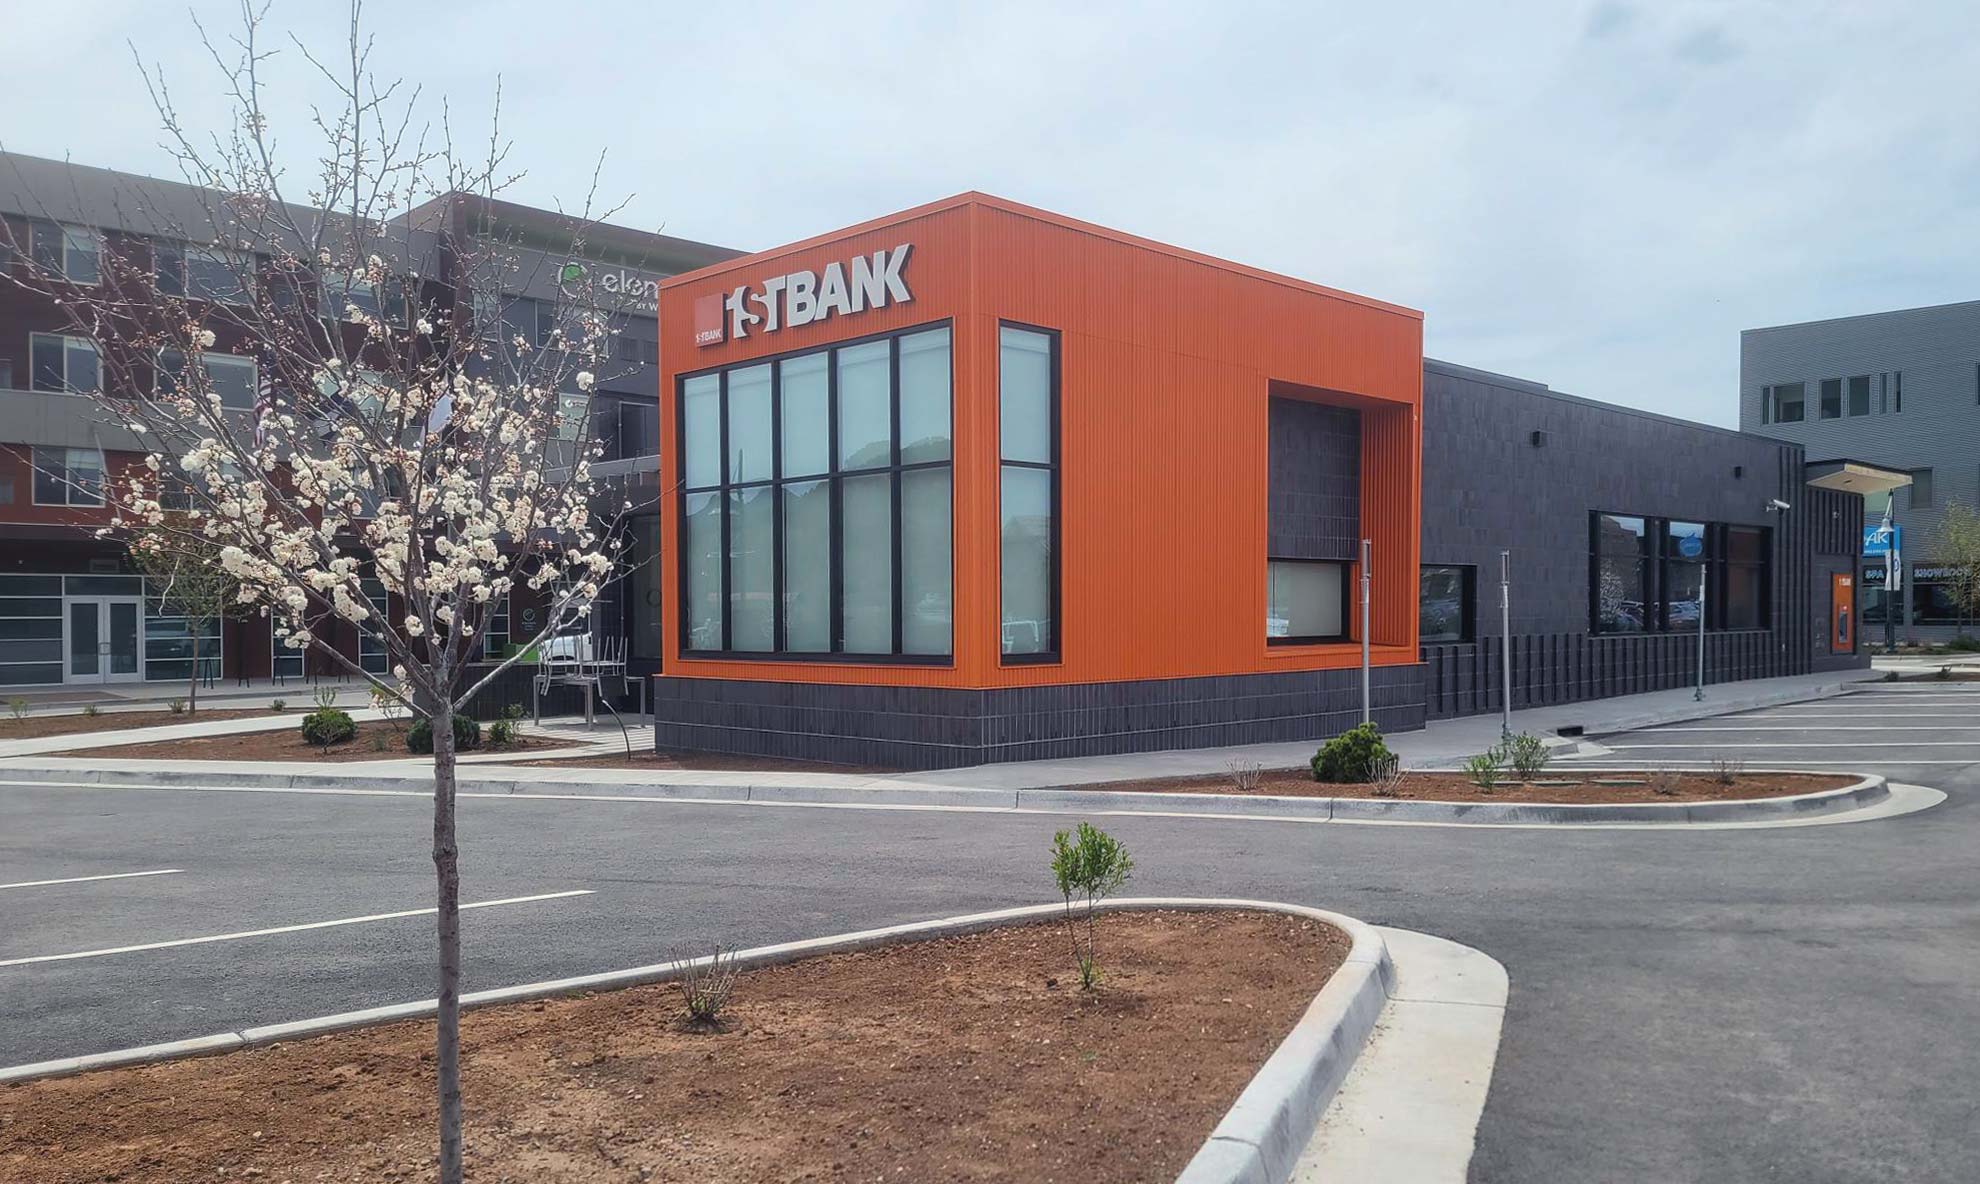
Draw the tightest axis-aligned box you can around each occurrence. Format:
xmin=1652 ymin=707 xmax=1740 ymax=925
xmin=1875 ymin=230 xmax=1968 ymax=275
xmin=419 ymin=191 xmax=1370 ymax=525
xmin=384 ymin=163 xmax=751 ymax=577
xmin=678 ymin=323 xmax=952 ymax=658
xmin=31 ymin=221 xmax=99 ymax=284
xmin=157 ymin=349 xmax=258 ymax=411
xmin=999 ymin=325 xmax=1057 ymax=659
xmin=1419 ymin=565 xmax=1474 ymax=643
xmin=1819 ymin=379 xmax=1842 ymax=419
xmin=1593 ymin=514 xmax=1650 ymax=633
xmin=1593 ymin=513 xmax=1770 ymax=634
xmin=1766 ymin=383 xmax=1805 ymax=423
xmin=31 ymin=446 xmax=104 ymax=507
xmin=1847 ymin=375 xmax=1871 ymax=417
xmin=1267 ymin=559 xmax=1346 ymax=642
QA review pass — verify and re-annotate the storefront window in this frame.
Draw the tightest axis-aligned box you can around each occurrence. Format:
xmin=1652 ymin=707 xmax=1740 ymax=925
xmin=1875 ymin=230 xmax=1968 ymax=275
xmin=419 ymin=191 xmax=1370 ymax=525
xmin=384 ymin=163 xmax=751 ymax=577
xmin=1267 ymin=559 xmax=1346 ymax=642
xmin=1593 ymin=514 xmax=1649 ymax=633
xmin=1723 ymin=526 xmax=1768 ymax=629
xmin=1662 ymin=521 xmax=1707 ymax=630
xmin=998 ymin=325 xmax=1057 ymax=659
xmin=1419 ymin=565 xmax=1473 ymax=643
xmin=678 ymin=323 xmax=953 ymax=659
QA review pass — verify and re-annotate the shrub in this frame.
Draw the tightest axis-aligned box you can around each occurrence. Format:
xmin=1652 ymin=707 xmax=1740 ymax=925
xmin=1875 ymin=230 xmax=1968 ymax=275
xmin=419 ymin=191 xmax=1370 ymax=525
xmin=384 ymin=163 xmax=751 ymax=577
xmin=1369 ymin=751 xmax=1405 ymax=798
xmin=269 ymin=698 xmax=288 ymax=713
xmin=406 ymin=714 xmax=482 ymax=755
xmin=1651 ymin=766 xmax=1684 ymax=796
xmin=81 ymin=704 xmax=100 ymax=718
xmin=1226 ymin=759 xmax=1263 ymax=793
xmin=1882 ymin=670 xmax=1900 ymax=682
xmin=311 ymin=685 xmax=339 ymax=709
xmin=1936 ymin=665 xmax=1953 ymax=681
xmin=5 ymin=697 xmax=25 ymax=721
xmin=1503 ymin=732 xmax=1550 ymax=780
xmin=1710 ymin=756 xmax=1745 ymax=786
xmin=1949 ymin=634 xmax=1980 ymax=653
xmin=1311 ymin=723 xmax=1394 ymax=784
xmin=487 ymin=719 xmax=519 ymax=748
xmin=300 ymin=708 xmax=357 ymax=750
xmin=166 ymin=698 xmax=187 ymax=716
xmin=676 ymin=947 xmax=741 ymax=1029
xmin=1050 ymin=822 xmax=1135 ymax=990
xmin=1462 ymin=746 xmax=1504 ymax=791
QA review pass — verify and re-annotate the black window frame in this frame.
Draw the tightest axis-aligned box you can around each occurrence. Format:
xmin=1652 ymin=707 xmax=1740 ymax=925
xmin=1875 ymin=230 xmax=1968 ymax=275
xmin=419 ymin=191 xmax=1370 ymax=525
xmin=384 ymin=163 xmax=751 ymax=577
xmin=1265 ymin=557 xmax=1352 ymax=645
xmin=1818 ymin=378 xmax=1842 ymax=419
xmin=675 ymin=318 xmax=956 ymax=664
xmin=1590 ymin=512 xmax=1772 ymax=635
xmin=1417 ymin=563 xmax=1476 ymax=644
xmin=996 ymin=320 xmax=1062 ymax=665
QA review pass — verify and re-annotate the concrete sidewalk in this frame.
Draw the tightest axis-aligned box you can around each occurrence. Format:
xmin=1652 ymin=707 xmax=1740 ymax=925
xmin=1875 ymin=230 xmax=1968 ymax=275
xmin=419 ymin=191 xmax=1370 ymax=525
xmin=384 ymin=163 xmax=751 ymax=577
xmin=897 ymin=668 xmax=1881 ymax=790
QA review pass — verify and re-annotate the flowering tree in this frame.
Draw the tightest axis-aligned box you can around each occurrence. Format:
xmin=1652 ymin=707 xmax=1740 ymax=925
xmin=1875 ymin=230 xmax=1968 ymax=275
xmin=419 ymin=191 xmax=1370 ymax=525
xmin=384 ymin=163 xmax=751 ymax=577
xmin=126 ymin=514 xmax=238 ymax=712
xmin=0 ymin=5 xmax=647 ymax=1179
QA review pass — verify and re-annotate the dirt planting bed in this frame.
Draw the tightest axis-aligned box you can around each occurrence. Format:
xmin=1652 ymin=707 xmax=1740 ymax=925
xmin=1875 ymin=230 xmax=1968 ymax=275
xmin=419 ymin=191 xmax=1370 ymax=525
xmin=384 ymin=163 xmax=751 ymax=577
xmin=1101 ymin=769 xmax=1860 ymax=804
xmin=0 ymin=909 xmax=1348 ymax=1184
xmin=62 ymin=720 xmax=546 ymax=763
xmin=0 ymin=707 xmax=272 ymax=740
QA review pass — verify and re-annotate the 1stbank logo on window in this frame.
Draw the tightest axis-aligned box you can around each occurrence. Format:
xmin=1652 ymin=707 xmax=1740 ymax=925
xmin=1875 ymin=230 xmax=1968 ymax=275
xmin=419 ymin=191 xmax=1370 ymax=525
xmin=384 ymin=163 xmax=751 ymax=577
xmin=697 ymin=244 xmax=913 ymax=347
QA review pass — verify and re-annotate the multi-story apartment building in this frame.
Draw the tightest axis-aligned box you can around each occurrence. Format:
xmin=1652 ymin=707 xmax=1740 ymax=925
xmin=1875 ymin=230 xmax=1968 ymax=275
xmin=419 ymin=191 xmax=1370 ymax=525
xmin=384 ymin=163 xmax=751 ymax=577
xmin=1740 ymin=300 xmax=1980 ymax=640
xmin=0 ymin=151 xmax=738 ymax=694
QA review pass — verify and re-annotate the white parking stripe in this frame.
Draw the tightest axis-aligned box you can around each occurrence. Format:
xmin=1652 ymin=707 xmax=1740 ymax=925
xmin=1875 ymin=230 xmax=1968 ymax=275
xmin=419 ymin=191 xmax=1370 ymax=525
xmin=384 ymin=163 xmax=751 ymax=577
xmin=1609 ymin=741 xmax=1980 ymax=748
xmin=0 ymin=889 xmax=593 ymax=968
xmin=1645 ymin=726 xmax=1980 ymax=732
xmin=0 ymin=868 xmax=183 ymax=891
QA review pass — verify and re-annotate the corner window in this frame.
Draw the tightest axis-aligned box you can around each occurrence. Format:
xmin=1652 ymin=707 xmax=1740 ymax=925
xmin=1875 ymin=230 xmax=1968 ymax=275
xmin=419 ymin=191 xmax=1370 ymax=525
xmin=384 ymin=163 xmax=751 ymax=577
xmin=1418 ymin=565 xmax=1474 ymax=644
xmin=31 ymin=446 xmax=104 ymax=507
xmin=29 ymin=333 xmax=99 ymax=395
xmin=1819 ymin=379 xmax=1842 ymax=419
xmin=678 ymin=323 xmax=953 ymax=660
xmin=157 ymin=349 xmax=258 ymax=411
xmin=998 ymin=324 xmax=1058 ymax=660
xmin=1267 ymin=559 xmax=1347 ymax=643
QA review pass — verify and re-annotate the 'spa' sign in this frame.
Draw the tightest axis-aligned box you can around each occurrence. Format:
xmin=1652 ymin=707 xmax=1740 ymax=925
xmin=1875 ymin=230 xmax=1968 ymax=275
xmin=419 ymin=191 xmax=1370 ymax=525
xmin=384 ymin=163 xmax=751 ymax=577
xmin=695 ymin=245 xmax=913 ymax=346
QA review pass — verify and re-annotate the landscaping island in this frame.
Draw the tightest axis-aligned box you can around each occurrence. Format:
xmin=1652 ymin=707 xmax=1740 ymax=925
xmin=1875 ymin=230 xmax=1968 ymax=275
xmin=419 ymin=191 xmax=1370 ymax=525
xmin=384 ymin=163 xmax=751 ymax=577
xmin=0 ymin=910 xmax=1348 ymax=1184
xmin=1107 ymin=769 xmax=1859 ymax=805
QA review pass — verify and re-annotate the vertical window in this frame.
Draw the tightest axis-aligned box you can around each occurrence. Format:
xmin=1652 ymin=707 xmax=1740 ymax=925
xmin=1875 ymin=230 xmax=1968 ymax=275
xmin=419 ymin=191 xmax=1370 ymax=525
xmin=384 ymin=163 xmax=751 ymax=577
xmin=1592 ymin=514 xmax=1649 ymax=633
xmin=998 ymin=325 xmax=1057 ymax=659
xmin=1894 ymin=372 xmax=1903 ymax=413
xmin=1267 ymin=560 xmax=1347 ymax=642
xmin=31 ymin=446 xmax=104 ymax=507
xmin=1723 ymin=526 xmax=1768 ymax=629
xmin=1909 ymin=468 xmax=1934 ymax=509
xmin=1759 ymin=386 xmax=1770 ymax=424
xmin=1418 ymin=565 xmax=1475 ymax=643
xmin=1847 ymin=375 xmax=1871 ymax=417
xmin=1662 ymin=521 xmax=1707 ymax=630
xmin=480 ymin=593 xmax=511 ymax=660
xmin=154 ymin=240 xmax=186 ymax=296
xmin=1818 ymin=378 xmax=1842 ymax=419
xmin=1768 ymin=382 xmax=1805 ymax=423
xmin=361 ymin=578 xmax=392 ymax=673
xmin=30 ymin=333 xmax=99 ymax=394
xmin=677 ymin=323 xmax=953 ymax=659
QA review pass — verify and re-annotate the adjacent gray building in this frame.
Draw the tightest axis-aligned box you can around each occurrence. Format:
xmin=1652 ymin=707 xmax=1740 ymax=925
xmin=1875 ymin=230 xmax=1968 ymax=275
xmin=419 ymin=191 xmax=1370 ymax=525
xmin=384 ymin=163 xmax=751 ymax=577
xmin=1741 ymin=300 xmax=1980 ymax=640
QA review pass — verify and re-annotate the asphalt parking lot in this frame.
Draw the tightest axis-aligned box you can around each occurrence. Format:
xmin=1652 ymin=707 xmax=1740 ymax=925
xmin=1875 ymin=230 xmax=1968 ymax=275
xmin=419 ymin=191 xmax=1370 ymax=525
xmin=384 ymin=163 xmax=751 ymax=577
xmin=3 ymin=680 xmax=1977 ymax=1182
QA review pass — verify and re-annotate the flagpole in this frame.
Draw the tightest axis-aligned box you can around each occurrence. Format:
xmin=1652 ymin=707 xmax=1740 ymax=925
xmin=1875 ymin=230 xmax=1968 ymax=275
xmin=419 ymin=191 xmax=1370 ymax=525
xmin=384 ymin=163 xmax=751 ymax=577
xmin=1883 ymin=496 xmax=1899 ymax=655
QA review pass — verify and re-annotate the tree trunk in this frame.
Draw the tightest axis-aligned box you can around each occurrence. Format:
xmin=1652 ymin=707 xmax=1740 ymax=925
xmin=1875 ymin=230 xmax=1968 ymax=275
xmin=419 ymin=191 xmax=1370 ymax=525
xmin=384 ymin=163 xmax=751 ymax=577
xmin=431 ymin=704 xmax=464 ymax=1184
xmin=188 ymin=628 xmax=199 ymax=714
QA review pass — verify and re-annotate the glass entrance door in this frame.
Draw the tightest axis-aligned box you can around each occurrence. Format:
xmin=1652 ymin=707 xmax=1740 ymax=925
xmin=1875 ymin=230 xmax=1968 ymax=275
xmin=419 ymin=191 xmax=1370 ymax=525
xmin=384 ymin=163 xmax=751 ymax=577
xmin=67 ymin=598 xmax=144 ymax=683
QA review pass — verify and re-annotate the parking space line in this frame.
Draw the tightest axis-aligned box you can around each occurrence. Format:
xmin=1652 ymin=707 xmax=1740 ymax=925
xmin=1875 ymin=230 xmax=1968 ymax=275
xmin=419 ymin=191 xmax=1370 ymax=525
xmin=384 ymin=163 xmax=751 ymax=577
xmin=0 ymin=889 xmax=593 ymax=968
xmin=0 ymin=869 xmax=183 ymax=891
xmin=1608 ymin=741 xmax=1980 ymax=748
xmin=1644 ymin=726 xmax=1980 ymax=732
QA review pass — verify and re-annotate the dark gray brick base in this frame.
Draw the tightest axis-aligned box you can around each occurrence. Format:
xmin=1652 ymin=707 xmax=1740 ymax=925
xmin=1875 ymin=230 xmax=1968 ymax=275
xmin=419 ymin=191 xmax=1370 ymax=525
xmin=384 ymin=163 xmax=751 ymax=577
xmin=650 ymin=666 xmax=1426 ymax=769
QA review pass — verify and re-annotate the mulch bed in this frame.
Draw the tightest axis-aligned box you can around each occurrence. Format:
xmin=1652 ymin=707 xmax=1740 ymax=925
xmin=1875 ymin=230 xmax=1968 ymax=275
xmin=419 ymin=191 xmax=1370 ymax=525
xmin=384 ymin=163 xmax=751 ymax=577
xmin=0 ymin=910 xmax=1348 ymax=1184
xmin=1889 ymin=672 xmax=1980 ymax=682
xmin=1098 ymin=769 xmax=1858 ymax=804
xmin=512 ymin=749 xmax=898 ymax=775
xmin=62 ymin=720 xmax=546 ymax=764
xmin=0 ymin=707 xmax=273 ymax=741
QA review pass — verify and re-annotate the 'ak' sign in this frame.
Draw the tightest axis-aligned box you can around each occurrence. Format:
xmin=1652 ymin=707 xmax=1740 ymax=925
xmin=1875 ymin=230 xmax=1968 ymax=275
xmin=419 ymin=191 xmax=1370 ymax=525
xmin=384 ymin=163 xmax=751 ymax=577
xmin=694 ymin=245 xmax=913 ymax=347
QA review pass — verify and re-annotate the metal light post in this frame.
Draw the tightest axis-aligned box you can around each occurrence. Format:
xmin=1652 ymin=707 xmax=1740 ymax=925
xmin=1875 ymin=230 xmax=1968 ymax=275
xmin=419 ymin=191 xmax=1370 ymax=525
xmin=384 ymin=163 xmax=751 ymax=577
xmin=1359 ymin=538 xmax=1372 ymax=725
xmin=1695 ymin=559 xmax=1708 ymax=702
xmin=1884 ymin=496 xmax=1900 ymax=655
xmin=1499 ymin=550 xmax=1513 ymax=738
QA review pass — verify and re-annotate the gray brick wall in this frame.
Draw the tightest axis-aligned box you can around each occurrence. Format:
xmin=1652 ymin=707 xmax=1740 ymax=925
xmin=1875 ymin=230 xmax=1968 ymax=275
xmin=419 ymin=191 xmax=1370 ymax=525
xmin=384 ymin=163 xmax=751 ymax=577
xmin=1268 ymin=397 xmax=1360 ymax=560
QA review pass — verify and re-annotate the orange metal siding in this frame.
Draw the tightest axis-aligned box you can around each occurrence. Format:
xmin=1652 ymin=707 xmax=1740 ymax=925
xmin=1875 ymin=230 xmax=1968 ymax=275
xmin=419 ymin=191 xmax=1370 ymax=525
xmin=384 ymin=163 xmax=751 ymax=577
xmin=655 ymin=193 xmax=1423 ymax=690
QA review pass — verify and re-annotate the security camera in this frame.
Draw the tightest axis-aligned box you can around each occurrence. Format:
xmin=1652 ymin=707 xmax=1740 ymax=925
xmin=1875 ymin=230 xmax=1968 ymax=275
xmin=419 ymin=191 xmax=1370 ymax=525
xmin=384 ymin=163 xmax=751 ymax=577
xmin=1765 ymin=498 xmax=1791 ymax=512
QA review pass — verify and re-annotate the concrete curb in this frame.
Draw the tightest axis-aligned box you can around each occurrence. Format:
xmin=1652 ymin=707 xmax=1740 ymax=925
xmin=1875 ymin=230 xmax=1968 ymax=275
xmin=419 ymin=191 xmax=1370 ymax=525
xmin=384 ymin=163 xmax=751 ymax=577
xmin=0 ymin=898 xmax=1393 ymax=1184
xmin=0 ymin=762 xmax=1890 ymax=826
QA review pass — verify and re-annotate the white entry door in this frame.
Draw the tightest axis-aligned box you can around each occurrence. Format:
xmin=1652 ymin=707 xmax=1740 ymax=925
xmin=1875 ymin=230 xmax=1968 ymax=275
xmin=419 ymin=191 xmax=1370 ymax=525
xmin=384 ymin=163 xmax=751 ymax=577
xmin=67 ymin=597 xmax=144 ymax=684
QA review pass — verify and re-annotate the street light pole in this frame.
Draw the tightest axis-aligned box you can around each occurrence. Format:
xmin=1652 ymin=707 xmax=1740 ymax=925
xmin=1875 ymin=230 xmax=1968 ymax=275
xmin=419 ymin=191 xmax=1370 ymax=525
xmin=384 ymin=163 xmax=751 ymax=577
xmin=1499 ymin=550 xmax=1512 ymax=738
xmin=1695 ymin=559 xmax=1708 ymax=702
xmin=1359 ymin=538 xmax=1372 ymax=726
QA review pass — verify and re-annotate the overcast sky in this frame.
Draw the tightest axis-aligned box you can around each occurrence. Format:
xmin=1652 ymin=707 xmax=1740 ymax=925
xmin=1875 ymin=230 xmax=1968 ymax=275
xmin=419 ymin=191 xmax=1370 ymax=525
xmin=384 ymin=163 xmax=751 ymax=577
xmin=7 ymin=1 xmax=1978 ymax=426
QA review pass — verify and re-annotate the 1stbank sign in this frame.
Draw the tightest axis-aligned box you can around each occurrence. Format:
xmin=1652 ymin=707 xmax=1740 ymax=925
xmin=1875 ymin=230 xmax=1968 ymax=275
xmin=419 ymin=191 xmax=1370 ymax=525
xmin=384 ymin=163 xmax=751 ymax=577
xmin=694 ymin=244 xmax=913 ymax=347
